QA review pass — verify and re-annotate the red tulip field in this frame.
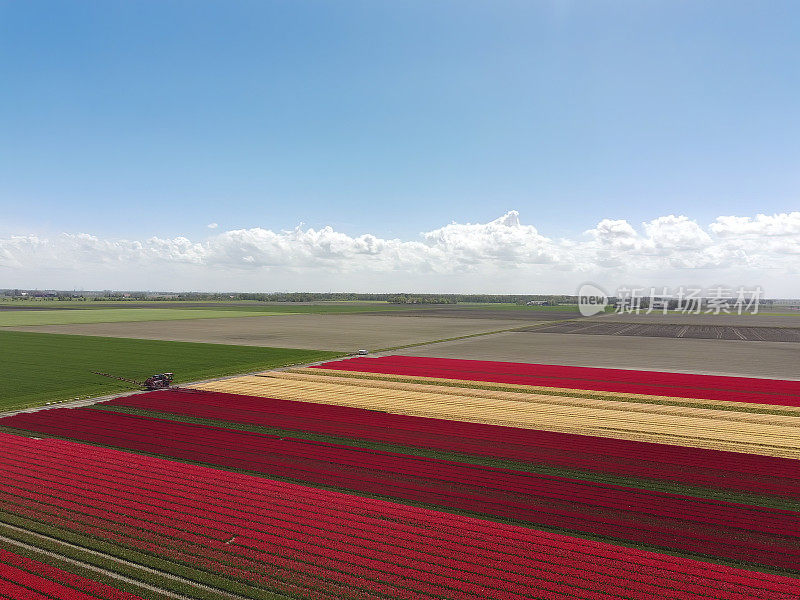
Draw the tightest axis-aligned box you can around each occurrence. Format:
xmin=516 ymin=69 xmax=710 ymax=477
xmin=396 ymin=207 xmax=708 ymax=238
xmin=313 ymin=356 xmax=800 ymax=407
xmin=0 ymin=547 xmax=145 ymax=600
xmin=0 ymin=355 xmax=797 ymax=598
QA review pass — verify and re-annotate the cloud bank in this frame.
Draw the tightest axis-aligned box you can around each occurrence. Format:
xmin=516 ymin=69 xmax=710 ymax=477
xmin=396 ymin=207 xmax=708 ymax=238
xmin=2 ymin=211 xmax=799 ymax=294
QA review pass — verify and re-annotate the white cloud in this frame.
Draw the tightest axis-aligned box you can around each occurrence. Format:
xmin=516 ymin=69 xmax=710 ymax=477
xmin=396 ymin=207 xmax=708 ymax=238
xmin=2 ymin=211 xmax=800 ymax=294
xmin=207 ymin=223 xmax=219 ymax=229
xmin=710 ymin=213 xmax=800 ymax=237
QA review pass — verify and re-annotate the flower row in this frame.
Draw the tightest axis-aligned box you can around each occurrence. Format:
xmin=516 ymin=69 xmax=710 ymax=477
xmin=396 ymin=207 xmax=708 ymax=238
xmin=0 ymin=433 xmax=796 ymax=600
xmin=313 ymin=356 xmax=800 ymax=406
xmin=0 ymin=411 xmax=797 ymax=571
xmin=0 ymin=547 xmax=144 ymax=600
xmin=104 ymin=388 xmax=800 ymax=497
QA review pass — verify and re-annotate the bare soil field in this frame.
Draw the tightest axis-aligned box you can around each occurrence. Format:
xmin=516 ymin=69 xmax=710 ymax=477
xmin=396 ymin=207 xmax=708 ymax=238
xmin=8 ymin=314 xmax=525 ymax=351
xmin=363 ymin=308 xmax=580 ymax=320
xmin=390 ymin=331 xmax=800 ymax=379
xmin=591 ymin=312 xmax=800 ymax=327
xmin=525 ymin=321 xmax=800 ymax=342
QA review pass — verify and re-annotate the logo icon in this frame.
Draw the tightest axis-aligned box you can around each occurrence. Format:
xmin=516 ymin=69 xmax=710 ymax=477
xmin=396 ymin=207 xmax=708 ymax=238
xmin=577 ymin=283 xmax=608 ymax=317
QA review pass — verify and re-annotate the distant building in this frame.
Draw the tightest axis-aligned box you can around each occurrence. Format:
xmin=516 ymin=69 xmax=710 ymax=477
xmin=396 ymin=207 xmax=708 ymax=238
xmin=770 ymin=299 xmax=800 ymax=309
xmin=649 ymin=298 xmax=670 ymax=311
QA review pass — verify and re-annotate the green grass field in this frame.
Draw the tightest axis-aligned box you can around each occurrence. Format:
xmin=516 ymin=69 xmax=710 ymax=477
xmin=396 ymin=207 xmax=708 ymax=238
xmin=0 ymin=330 xmax=342 ymax=411
xmin=0 ymin=308 xmax=290 ymax=326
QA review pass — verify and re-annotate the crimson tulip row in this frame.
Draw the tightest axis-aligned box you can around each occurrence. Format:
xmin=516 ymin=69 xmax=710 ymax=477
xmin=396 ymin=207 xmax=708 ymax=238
xmin=4 ymin=432 xmax=781 ymax=596
xmin=0 ymin=475 xmax=683 ymax=600
xmin=0 ymin=450 xmax=708 ymax=596
xmin=313 ymin=357 xmax=800 ymax=406
xmin=4 ymin=409 xmax=797 ymax=543
xmin=3 ymin=433 xmax=795 ymax=594
xmin=0 ymin=483 xmax=597 ymax=600
xmin=1 ymin=460 xmax=621 ymax=598
xmin=1 ymin=411 xmax=797 ymax=571
xmin=103 ymin=388 xmax=800 ymax=497
xmin=26 ymin=404 xmax=796 ymax=526
xmin=3 ymin=436 xmax=790 ymax=598
xmin=1 ymin=458 xmax=781 ymax=600
xmin=0 ymin=548 xmax=145 ymax=600
xmin=0 ymin=498 xmax=373 ymax=600
xmin=3 ymin=407 xmax=794 ymax=532
xmin=327 ymin=356 xmax=800 ymax=396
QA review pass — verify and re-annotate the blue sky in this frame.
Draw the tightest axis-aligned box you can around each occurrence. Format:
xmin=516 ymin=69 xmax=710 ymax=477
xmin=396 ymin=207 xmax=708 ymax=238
xmin=1 ymin=2 xmax=799 ymax=292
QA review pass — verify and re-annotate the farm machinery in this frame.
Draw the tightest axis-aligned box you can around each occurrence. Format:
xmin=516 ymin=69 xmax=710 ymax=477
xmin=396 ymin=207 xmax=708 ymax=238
xmin=91 ymin=371 xmax=175 ymax=391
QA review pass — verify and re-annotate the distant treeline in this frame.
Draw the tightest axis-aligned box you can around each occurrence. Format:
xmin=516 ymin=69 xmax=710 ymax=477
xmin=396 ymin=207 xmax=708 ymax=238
xmin=1 ymin=290 xmax=578 ymax=305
